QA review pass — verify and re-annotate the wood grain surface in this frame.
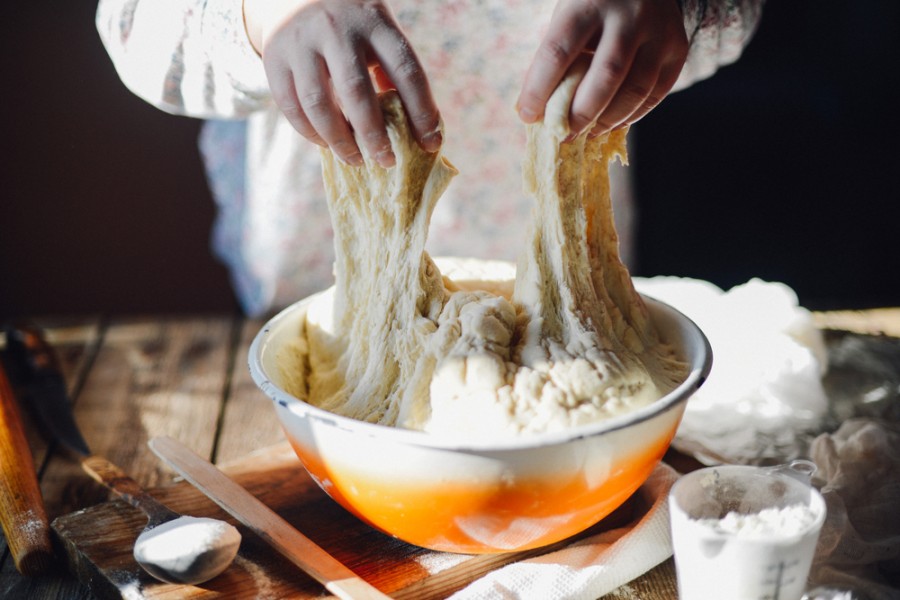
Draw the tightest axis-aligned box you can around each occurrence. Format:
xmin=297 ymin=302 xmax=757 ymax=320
xmin=2 ymin=309 xmax=897 ymax=599
xmin=0 ymin=351 xmax=54 ymax=575
xmin=148 ymin=436 xmax=393 ymax=600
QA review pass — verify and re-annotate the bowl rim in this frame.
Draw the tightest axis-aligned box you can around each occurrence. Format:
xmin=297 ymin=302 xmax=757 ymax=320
xmin=249 ymin=291 xmax=712 ymax=452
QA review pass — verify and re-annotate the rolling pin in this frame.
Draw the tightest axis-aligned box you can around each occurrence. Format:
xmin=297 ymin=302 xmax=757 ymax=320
xmin=0 ymin=360 xmax=54 ymax=575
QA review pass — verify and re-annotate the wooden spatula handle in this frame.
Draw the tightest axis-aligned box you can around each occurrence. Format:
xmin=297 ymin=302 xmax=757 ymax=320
xmin=149 ymin=436 xmax=393 ymax=600
xmin=0 ymin=363 xmax=54 ymax=575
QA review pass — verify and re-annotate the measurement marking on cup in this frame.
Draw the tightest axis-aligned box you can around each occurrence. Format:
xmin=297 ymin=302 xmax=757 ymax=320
xmin=761 ymin=558 xmax=800 ymax=600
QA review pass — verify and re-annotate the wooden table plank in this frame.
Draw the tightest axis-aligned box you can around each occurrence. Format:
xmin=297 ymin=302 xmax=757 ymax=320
xmin=215 ymin=319 xmax=285 ymax=465
xmin=2 ymin=316 xmax=239 ymax=600
xmin=813 ymin=307 xmax=900 ymax=337
xmin=38 ymin=316 xmax=236 ymax=520
xmin=3 ymin=308 xmax=896 ymax=599
xmin=0 ymin=319 xmax=103 ymax=470
xmin=0 ymin=568 xmax=94 ymax=600
xmin=68 ymin=317 xmax=233 ymax=486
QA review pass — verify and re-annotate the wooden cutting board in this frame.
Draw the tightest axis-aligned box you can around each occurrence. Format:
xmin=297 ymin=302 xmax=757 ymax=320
xmin=51 ymin=441 xmax=664 ymax=599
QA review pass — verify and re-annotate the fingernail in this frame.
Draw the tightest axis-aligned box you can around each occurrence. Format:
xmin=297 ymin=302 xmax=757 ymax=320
xmin=421 ymin=129 xmax=442 ymax=153
xmin=342 ymin=152 xmax=364 ymax=167
xmin=588 ymin=124 xmax=610 ymax=140
xmin=518 ymin=106 xmax=539 ymax=123
xmin=375 ymin=148 xmax=396 ymax=168
xmin=568 ymin=118 xmax=588 ymax=137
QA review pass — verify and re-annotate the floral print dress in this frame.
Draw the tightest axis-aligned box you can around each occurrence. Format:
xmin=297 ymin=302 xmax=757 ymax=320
xmin=97 ymin=0 xmax=764 ymax=316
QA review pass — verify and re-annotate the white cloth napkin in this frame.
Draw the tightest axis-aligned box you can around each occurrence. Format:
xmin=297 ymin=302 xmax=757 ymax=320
xmin=450 ymin=462 xmax=679 ymax=600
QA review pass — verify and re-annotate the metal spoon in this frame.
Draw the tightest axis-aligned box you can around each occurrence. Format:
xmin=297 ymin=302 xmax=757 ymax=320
xmin=82 ymin=455 xmax=241 ymax=585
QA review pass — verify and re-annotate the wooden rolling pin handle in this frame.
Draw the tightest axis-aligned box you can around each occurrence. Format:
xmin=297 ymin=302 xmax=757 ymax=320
xmin=0 ymin=363 xmax=54 ymax=575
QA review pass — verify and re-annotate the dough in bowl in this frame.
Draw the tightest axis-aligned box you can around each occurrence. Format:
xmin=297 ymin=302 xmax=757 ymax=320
xmin=297 ymin=62 xmax=687 ymax=440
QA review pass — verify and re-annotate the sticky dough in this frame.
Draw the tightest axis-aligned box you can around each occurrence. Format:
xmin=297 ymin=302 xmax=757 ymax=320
xmin=300 ymin=63 xmax=687 ymax=438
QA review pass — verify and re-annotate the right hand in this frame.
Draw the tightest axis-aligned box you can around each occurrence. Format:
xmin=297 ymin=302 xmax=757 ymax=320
xmin=517 ymin=0 xmax=688 ymax=138
xmin=243 ymin=0 xmax=442 ymax=167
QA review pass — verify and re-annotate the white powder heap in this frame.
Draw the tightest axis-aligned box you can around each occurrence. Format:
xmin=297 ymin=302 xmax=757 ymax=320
xmin=133 ymin=516 xmax=241 ymax=572
xmin=693 ymin=503 xmax=819 ymax=539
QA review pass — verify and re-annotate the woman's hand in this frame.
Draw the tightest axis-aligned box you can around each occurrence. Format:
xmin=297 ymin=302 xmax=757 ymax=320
xmin=517 ymin=0 xmax=688 ymax=137
xmin=243 ymin=0 xmax=442 ymax=167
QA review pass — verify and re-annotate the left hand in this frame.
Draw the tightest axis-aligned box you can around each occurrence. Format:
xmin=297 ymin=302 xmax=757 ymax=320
xmin=516 ymin=0 xmax=688 ymax=137
xmin=243 ymin=0 xmax=441 ymax=167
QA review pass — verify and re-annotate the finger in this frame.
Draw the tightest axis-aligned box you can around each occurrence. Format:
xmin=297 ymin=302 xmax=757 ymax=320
xmin=585 ymin=43 xmax=659 ymax=136
xmin=292 ymin=54 xmax=364 ymax=166
xmin=568 ymin=18 xmax=641 ymax=136
xmin=618 ymin=58 xmax=682 ymax=127
xmin=516 ymin=2 xmax=601 ymax=124
xmin=326 ymin=45 xmax=395 ymax=167
xmin=264 ymin=59 xmax=327 ymax=148
xmin=370 ymin=27 xmax=442 ymax=152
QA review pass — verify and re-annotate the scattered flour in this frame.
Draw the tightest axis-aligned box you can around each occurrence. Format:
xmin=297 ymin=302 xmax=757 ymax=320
xmin=604 ymin=583 xmax=643 ymax=599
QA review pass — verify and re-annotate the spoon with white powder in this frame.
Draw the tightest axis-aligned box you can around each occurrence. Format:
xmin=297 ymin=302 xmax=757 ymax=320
xmin=82 ymin=455 xmax=241 ymax=585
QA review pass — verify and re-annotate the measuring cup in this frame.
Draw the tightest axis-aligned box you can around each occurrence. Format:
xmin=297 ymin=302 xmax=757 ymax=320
xmin=669 ymin=460 xmax=826 ymax=600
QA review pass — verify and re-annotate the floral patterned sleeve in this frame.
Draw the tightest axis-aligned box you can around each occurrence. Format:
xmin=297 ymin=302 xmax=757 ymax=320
xmin=95 ymin=0 xmax=271 ymax=118
xmin=674 ymin=0 xmax=766 ymax=91
xmin=96 ymin=0 xmax=763 ymax=119
xmin=95 ymin=0 xmax=767 ymax=317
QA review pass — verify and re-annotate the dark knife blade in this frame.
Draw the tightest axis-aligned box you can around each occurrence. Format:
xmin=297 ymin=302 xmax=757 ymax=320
xmin=2 ymin=323 xmax=91 ymax=457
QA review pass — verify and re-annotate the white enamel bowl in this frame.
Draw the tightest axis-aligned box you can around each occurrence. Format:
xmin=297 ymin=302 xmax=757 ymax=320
xmin=249 ymin=290 xmax=711 ymax=554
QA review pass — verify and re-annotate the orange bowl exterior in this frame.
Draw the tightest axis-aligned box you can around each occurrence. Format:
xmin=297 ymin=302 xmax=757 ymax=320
xmin=252 ymin=292 xmax=710 ymax=554
xmin=284 ymin=413 xmax=680 ymax=552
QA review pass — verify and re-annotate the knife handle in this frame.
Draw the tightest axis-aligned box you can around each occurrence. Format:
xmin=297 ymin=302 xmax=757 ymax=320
xmin=0 ymin=362 xmax=54 ymax=575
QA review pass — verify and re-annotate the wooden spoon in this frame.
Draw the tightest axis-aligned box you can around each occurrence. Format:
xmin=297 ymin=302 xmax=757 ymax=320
xmin=149 ymin=436 xmax=392 ymax=600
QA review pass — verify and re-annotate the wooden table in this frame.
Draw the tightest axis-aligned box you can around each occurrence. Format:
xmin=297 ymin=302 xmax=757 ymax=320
xmin=2 ymin=310 xmax=898 ymax=599
xmin=0 ymin=315 xmax=281 ymax=599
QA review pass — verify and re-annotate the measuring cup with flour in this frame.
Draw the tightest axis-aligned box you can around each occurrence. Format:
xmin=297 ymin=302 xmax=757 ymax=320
xmin=669 ymin=460 xmax=826 ymax=600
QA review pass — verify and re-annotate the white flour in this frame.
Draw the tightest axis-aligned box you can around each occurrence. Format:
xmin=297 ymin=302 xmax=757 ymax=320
xmin=132 ymin=515 xmax=241 ymax=577
xmin=693 ymin=502 xmax=819 ymax=538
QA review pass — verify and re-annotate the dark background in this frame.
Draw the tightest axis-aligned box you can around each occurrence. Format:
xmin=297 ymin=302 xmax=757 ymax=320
xmin=633 ymin=0 xmax=900 ymax=310
xmin=2 ymin=1 xmax=899 ymax=318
